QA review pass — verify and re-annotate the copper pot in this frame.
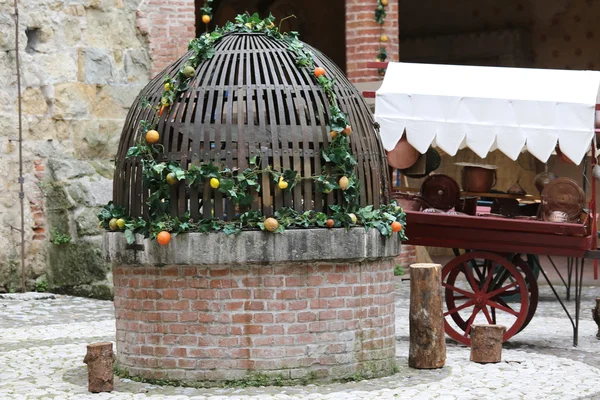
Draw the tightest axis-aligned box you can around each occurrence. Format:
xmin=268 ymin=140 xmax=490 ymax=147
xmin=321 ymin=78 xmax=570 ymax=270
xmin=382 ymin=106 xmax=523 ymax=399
xmin=455 ymin=196 xmax=478 ymax=215
xmin=392 ymin=192 xmax=422 ymax=211
xmin=534 ymin=171 xmax=557 ymax=194
xmin=457 ymin=163 xmax=497 ymax=193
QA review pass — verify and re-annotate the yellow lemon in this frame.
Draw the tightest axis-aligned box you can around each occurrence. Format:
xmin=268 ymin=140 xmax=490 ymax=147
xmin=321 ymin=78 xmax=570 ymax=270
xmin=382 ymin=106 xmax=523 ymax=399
xmin=339 ymin=176 xmax=349 ymax=190
xmin=278 ymin=177 xmax=288 ymax=190
xmin=210 ymin=178 xmax=220 ymax=189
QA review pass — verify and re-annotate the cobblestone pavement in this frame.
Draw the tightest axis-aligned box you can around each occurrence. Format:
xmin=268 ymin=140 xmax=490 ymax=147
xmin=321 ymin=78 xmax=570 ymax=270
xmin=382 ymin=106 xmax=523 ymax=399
xmin=0 ymin=280 xmax=599 ymax=400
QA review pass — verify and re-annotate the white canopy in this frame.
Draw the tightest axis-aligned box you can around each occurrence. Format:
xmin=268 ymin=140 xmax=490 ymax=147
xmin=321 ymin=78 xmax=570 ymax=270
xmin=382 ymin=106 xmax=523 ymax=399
xmin=374 ymin=62 xmax=600 ymax=165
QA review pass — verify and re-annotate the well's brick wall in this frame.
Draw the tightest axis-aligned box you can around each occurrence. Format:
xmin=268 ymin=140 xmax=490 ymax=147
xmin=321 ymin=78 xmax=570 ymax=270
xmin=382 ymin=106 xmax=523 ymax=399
xmin=113 ymin=261 xmax=396 ymax=384
xmin=396 ymin=244 xmax=416 ymax=268
xmin=345 ymin=0 xmax=399 ymax=83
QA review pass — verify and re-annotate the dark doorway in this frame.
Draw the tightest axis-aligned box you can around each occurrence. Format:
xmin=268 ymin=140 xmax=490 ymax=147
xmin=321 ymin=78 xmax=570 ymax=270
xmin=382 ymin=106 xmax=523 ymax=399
xmin=195 ymin=0 xmax=346 ymax=72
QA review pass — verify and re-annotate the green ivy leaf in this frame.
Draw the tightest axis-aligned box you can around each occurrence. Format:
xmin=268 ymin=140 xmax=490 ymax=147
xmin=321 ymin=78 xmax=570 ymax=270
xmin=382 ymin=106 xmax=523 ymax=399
xmin=124 ymin=229 xmax=136 ymax=245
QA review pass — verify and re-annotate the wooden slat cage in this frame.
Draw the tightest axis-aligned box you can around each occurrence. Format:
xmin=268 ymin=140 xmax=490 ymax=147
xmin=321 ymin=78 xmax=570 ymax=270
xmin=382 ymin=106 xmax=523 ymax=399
xmin=113 ymin=32 xmax=390 ymax=220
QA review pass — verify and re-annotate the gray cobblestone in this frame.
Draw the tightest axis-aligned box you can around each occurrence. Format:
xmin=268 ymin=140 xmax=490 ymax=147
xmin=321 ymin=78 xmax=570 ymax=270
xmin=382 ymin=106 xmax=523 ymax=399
xmin=0 ymin=280 xmax=599 ymax=399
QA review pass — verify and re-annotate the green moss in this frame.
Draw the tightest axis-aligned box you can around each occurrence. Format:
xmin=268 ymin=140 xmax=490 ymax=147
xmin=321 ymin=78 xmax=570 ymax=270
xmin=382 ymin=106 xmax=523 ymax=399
xmin=88 ymin=160 xmax=115 ymax=180
xmin=48 ymin=240 xmax=108 ymax=288
xmin=113 ymin=365 xmax=318 ymax=388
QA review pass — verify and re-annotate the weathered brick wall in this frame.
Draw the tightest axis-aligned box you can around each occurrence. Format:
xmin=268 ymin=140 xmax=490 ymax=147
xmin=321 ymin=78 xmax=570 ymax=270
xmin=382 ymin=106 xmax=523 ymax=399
xmin=136 ymin=0 xmax=196 ymax=77
xmin=113 ymin=261 xmax=396 ymax=384
xmin=396 ymin=244 xmax=416 ymax=268
xmin=345 ymin=0 xmax=399 ymax=83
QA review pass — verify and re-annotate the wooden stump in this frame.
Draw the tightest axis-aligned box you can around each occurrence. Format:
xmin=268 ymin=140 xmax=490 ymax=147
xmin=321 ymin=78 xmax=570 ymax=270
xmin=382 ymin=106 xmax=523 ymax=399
xmin=83 ymin=342 xmax=115 ymax=393
xmin=593 ymin=298 xmax=600 ymax=339
xmin=470 ymin=324 xmax=506 ymax=363
xmin=408 ymin=263 xmax=446 ymax=369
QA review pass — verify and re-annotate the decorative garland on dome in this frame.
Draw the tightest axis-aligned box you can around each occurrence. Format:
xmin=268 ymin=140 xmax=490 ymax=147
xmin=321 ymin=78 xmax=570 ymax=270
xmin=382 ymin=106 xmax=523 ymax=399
xmin=374 ymin=0 xmax=389 ymax=76
xmin=98 ymin=14 xmax=406 ymax=244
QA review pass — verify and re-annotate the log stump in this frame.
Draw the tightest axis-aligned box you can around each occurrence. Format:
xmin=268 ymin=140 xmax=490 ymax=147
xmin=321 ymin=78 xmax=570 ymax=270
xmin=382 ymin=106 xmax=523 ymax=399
xmin=470 ymin=324 xmax=506 ymax=363
xmin=592 ymin=298 xmax=600 ymax=339
xmin=83 ymin=342 xmax=115 ymax=392
xmin=408 ymin=263 xmax=446 ymax=369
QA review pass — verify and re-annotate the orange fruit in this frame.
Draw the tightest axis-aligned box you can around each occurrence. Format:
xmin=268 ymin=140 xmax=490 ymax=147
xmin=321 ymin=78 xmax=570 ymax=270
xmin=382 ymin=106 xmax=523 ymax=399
xmin=380 ymin=35 xmax=389 ymax=42
xmin=157 ymin=231 xmax=171 ymax=246
xmin=330 ymin=130 xmax=338 ymax=140
xmin=342 ymin=125 xmax=352 ymax=135
xmin=391 ymin=221 xmax=403 ymax=232
xmin=339 ymin=176 xmax=349 ymax=191
xmin=264 ymin=217 xmax=279 ymax=232
xmin=202 ymin=14 xmax=211 ymax=24
xmin=381 ymin=0 xmax=388 ymax=5
xmin=326 ymin=219 xmax=334 ymax=228
xmin=145 ymin=130 xmax=160 ymax=144
xmin=314 ymin=67 xmax=326 ymax=78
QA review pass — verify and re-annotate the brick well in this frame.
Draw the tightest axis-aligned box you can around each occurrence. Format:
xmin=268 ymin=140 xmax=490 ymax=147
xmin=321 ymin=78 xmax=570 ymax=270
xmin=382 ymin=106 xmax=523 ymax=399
xmin=106 ymin=229 xmax=401 ymax=385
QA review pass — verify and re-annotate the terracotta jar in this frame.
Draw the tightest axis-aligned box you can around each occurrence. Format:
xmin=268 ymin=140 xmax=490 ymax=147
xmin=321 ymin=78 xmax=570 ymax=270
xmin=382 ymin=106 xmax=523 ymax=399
xmin=386 ymin=135 xmax=420 ymax=170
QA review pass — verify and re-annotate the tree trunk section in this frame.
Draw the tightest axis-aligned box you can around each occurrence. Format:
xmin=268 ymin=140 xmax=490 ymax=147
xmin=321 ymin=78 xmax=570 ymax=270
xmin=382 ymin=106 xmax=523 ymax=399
xmin=83 ymin=342 xmax=115 ymax=392
xmin=592 ymin=298 xmax=600 ymax=339
xmin=408 ymin=263 xmax=446 ymax=369
xmin=470 ymin=324 xmax=506 ymax=363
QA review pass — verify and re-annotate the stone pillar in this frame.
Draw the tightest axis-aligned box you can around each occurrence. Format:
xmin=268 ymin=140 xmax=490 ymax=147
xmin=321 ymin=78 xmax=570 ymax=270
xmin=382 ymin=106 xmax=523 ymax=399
xmin=105 ymin=228 xmax=402 ymax=386
xmin=345 ymin=0 xmax=399 ymax=83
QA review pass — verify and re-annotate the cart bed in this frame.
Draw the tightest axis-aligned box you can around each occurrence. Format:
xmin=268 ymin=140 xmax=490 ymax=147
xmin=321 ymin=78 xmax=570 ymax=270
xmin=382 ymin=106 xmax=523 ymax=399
xmin=405 ymin=210 xmax=593 ymax=257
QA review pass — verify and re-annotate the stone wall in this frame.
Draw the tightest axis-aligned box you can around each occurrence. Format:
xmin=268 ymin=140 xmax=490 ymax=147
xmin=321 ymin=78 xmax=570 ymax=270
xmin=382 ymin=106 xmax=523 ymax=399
xmin=0 ymin=0 xmax=151 ymax=294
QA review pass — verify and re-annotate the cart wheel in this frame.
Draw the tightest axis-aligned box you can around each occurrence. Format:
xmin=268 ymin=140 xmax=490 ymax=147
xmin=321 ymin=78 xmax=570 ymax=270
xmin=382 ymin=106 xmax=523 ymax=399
xmin=443 ymin=251 xmax=529 ymax=346
xmin=506 ymin=255 xmax=539 ymax=333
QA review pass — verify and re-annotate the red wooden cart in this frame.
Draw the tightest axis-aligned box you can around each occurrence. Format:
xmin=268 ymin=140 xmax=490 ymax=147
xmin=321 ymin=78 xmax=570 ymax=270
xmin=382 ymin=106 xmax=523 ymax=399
xmin=365 ymin=61 xmax=600 ymax=346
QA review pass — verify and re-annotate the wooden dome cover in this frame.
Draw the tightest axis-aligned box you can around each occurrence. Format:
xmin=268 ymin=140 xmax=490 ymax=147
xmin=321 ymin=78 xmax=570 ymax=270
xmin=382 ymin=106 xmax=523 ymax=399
xmin=113 ymin=32 xmax=390 ymax=221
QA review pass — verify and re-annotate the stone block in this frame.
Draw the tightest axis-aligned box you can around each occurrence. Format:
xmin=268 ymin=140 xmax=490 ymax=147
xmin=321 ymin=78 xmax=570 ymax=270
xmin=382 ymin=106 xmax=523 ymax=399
xmin=75 ymin=207 xmax=102 ymax=236
xmin=93 ymin=85 xmax=141 ymax=118
xmin=73 ymin=119 xmax=120 ymax=160
xmin=53 ymin=83 xmax=96 ymax=119
xmin=84 ymin=9 xmax=141 ymax=49
xmin=44 ymin=183 xmax=74 ymax=211
xmin=62 ymin=17 xmax=82 ymax=46
xmin=67 ymin=176 xmax=113 ymax=207
xmin=124 ymin=49 xmax=151 ymax=84
xmin=26 ymin=117 xmax=70 ymax=141
xmin=83 ymin=48 xmax=114 ymax=84
xmin=48 ymin=240 xmax=108 ymax=287
xmin=0 ymin=14 xmax=16 ymax=50
xmin=30 ymin=52 xmax=78 ymax=84
xmin=48 ymin=157 xmax=95 ymax=181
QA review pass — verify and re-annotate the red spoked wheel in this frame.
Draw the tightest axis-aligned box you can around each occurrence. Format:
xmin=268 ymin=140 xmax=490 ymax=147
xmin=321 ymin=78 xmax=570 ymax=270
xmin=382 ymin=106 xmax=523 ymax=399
xmin=442 ymin=251 xmax=529 ymax=346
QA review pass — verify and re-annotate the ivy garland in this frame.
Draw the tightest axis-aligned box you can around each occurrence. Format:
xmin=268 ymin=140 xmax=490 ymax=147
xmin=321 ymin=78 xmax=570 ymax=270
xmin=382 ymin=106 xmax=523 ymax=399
xmin=200 ymin=0 xmax=214 ymax=31
xmin=98 ymin=13 xmax=407 ymax=244
xmin=374 ymin=0 xmax=389 ymax=76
